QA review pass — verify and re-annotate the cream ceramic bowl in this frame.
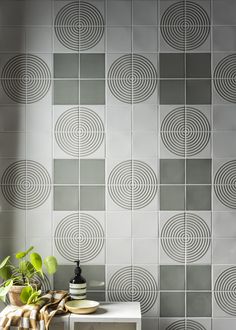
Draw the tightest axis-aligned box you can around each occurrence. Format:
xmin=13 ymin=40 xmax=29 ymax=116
xmin=65 ymin=300 xmax=100 ymax=314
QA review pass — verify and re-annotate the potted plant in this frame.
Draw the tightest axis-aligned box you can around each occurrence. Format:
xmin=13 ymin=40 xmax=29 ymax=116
xmin=0 ymin=246 xmax=58 ymax=306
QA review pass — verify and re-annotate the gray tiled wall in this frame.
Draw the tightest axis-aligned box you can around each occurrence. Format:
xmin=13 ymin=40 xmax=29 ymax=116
xmin=0 ymin=0 xmax=236 ymax=329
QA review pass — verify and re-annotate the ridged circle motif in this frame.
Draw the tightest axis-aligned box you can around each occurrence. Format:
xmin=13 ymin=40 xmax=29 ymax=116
xmin=214 ymin=160 xmax=236 ymax=209
xmin=54 ymin=213 xmax=104 ymax=263
xmin=1 ymin=54 xmax=51 ymax=103
xmin=55 ymin=107 xmax=104 ymax=157
xmin=160 ymin=1 xmax=210 ymax=51
xmin=33 ymin=274 xmax=51 ymax=293
xmin=166 ymin=319 xmax=206 ymax=330
xmin=214 ymin=54 xmax=236 ymax=103
xmin=108 ymin=160 xmax=158 ymax=210
xmin=1 ymin=160 xmax=51 ymax=210
xmin=108 ymin=54 xmax=157 ymax=104
xmin=214 ymin=267 xmax=236 ymax=316
xmin=107 ymin=266 xmax=158 ymax=314
xmin=54 ymin=1 xmax=104 ymax=51
xmin=161 ymin=213 xmax=211 ymax=263
xmin=160 ymin=107 xmax=211 ymax=157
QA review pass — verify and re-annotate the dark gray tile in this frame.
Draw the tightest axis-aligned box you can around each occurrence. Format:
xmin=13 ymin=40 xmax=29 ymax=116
xmin=186 ymin=159 xmax=212 ymax=184
xmin=80 ymin=186 xmax=105 ymax=210
xmin=54 ymin=54 xmax=79 ymax=78
xmin=86 ymin=291 xmax=105 ymax=301
xmin=80 ymin=54 xmax=105 ymax=79
xmin=160 ymin=159 xmax=185 ymax=184
xmin=187 ymin=265 xmax=211 ymax=291
xmin=54 ymin=265 xmax=105 ymax=291
xmin=54 ymin=186 xmax=79 ymax=211
xmin=160 ymin=292 xmax=185 ymax=317
xmin=80 ymin=159 xmax=105 ymax=184
xmin=80 ymin=80 xmax=105 ymax=105
xmin=186 ymin=185 xmax=211 ymax=210
xmin=160 ymin=265 xmax=185 ymax=290
xmin=186 ymin=80 xmax=211 ymax=105
xmin=186 ymin=53 xmax=211 ymax=78
xmin=54 ymin=159 xmax=79 ymax=184
xmin=160 ymin=80 xmax=185 ymax=104
xmin=160 ymin=53 xmax=185 ymax=78
xmin=187 ymin=292 xmax=212 ymax=317
xmin=54 ymin=80 xmax=79 ymax=105
xmin=160 ymin=185 xmax=185 ymax=210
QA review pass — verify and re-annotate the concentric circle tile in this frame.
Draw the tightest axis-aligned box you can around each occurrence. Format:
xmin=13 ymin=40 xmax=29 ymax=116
xmin=166 ymin=319 xmax=206 ymax=330
xmin=108 ymin=54 xmax=157 ymax=104
xmin=214 ymin=160 xmax=236 ymax=209
xmin=108 ymin=160 xmax=158 ymax=210
xmin=55 ymin=107 xmax=104 ymax=157
xmin=107 ymin=266 xmax=158 ymax=314
xmin=214 ymin=54 xmax=236 ymax=103
xmin=1 ymin=160 xmax=51 ymax=210
xmin=214 ymin=267 xmax=236 ymax=316
xmin=55 ymin=1 xmax=104 ymax=51
xmin=160 ymin=1 xmax=210 ymax=51
xmin=161 ymin=107 xmax=211 ymax=157
xmin=1 ymin=54 xmax=51 ymax=103
xmin=54 ymin=213 xmax=104 ymax=263
xmin=161 ymin=213 xmax=211 ymax=263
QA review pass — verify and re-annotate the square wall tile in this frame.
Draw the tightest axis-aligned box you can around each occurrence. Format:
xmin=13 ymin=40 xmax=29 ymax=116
xmin=186 ymin=159 xmax=212 ymax=184
xmin=132 ymin=212 xmax=158 ymax=238
xmin=160 ymin=265 xmax=185 ymax=290
xmin=133 ymin=26 xmax=158 ymax=52
xmin=213 ymin=212 xmax=236 ymax=238
xmin=80 ymin=80 xmax=105 ymax=105
xmin=133 ymin=0 xmax=158 ymax=25
xmin=54 ymin=159 xmax=79 ymax=184
xmin=213 ymin=239 xmax=236 ymax=264
xmin=54 ymin=54 xmax=79 ymax=78
xmin=107 ymin=0 xmax=132 ymax=25
xmin=80 ymin=186 xmax=105 ymax=211
xmin=54 ymin=186 xmax=79 ymax=211
xmin=53 ymin=80 xmax=79 ymax=105
xmin=187 ymin=265 xmax=211 ymax=291
xmin=160 ymin=185 xmax=185 ymax=211
xmin=186 ymin=80 xmax=211 ymax=105
xmin=107 ymin=212 xmax=132 ymax=238
xmin=80 ymin=54 xmax=105 ymax=78
xmin=213 ymin=132 xmax=236 ymax=158
xmin=186 ymin=185 xmax=211 ymax=210
xmin=213 ymin=0 xmax=236 ymax=25
xmin=160 ymin=159 xmax=185 ymax=184
xmin=213 ymin=26 xmax=236 ymax=52
xmin=106 ymin=239 xmax=131 ymax=264
xmin=160 ymin=80 xmax=185 ymax=105
xmin=187 ymin=292 xmax=212 ymax=317
xmin=213 ymin=105 xmax=236 ymax=130
xmin=186 ymin=53 xmax=211 ymax=78
xmin=133 ymin=238 xmax=158 ymax=264
xmin=80 ymin=159 xmax=105 ymax=185
xmin=160 ymin=53 xmax=185 ymax=78
xmin=107 ymin=27 xmax=131 ymax=53
xmin=160 ymin=292 xmax=185 ymax=317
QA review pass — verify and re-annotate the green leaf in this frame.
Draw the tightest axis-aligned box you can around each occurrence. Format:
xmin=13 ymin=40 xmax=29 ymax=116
xmin=27 ymin=290 xmax=41 ymax=305
xmin=0 ymin=266 xmax=11 ymax=281
xmin=20 ymin=286 xmax=33 ymax=304
xmin=30 ymin=253 xmax=42 ymax=273
xmin=44 ymin=256 xmax=58 ymax=275
xmin=0 ymin=256 xmax=10 ymax=270
xmin=15 ymin=251 xmax=27 ymax=259
xmin=0 ymin=280 xmax=13 ymax=302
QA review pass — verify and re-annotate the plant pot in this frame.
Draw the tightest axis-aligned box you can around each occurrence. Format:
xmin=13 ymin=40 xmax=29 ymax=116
xmin=8 ymin=281 xmax=41 ymax=306
xmin=8 ymin=285 xmax=26 ymax=306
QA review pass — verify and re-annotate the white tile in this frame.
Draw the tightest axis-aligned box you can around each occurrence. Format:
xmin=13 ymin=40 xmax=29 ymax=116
xmin=26 ymin=104 xmax=51 ymax=133
xmin=106 ymin=212 xmax=132 ymax=238
xmin=213 ymin=132 xmax=236 ymax=158
xmin=26 ymin=27 xmax=52 ymax=53
xmin=26 ymin=211 xmax=52 ymax=238
xmin=107 ymin=131 xmax=131 ymax=158
xmin=213 ymin=105 xmax=236 ymax=130
xmin=107 ymin=27 xmax=131 ymax=53
xmin=213 ymin=239 xmax=236 ymax=264
xmin=133 ymin=0 xmax=158 ymax=25
xmin=133 ymin=105 xmax=158 ymax=131
xmin=106 ymin=238 xmax=132 ymax=264
xmin=213 ymin=212 xmax=236 ymax=238
xmin=107 ymin=106 xmax=131 ymax=131
xmin=132 ymin=212 xmax=158 ymax=238
xmin=133 ymin=238 xmax=158 ymax=264
xmin=133 ymin=131 xmax=158 ymax=157
xmin=213 ymin=319 xmax=236 ymax=329
xmin=133 ymin=26 xmax=158 ymax=52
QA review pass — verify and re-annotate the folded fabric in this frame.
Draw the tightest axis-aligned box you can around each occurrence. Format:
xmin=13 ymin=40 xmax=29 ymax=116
xmin=0 ymin=290 xmax=69 ymax=330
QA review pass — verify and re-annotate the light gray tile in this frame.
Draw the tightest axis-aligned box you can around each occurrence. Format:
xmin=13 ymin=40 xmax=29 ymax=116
xmin=213 ymin=26 xmax=236 ymax=51
xmin=213 ymin=0 xmax=236 ymax=25
xmin=213 ymin=238 xmax=236 ymax=264
xmin=213 ymin=212 xmax=236 ymax=238
xmin=54 ymin=186 xmax=79 ymax=211
xmin=213 ymin=132 xmax=236 ymax=157
xmin=0 ymin=106 xmax=25 ymax=132
xmin=213 ymin=319 xmax=236 ymax=330
xmin=54 ymin=159 xmax=79 ymax=184
xmin=107 ymin=27 xmax=131 ymax=52
xmin=133 ymin=0 xmax=158 ymax=25
xmin=213 ymin=106 xmax=236 ymax=130
xmin=80 ymin=159 xmax=105 ymax=184
xmin=133 ymin=26 xmax=158 ymax=52
xmin=107 ymin=0 xmax=132 ymax=25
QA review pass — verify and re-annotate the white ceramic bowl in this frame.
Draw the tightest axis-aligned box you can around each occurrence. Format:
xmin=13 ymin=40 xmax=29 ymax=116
xmin=65 ymin=300 xmax=100 ymax=314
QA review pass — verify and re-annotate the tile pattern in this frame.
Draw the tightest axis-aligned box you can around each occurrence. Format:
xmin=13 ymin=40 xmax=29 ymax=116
xmin=0 ymin=0 xmax=236 ymax=329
